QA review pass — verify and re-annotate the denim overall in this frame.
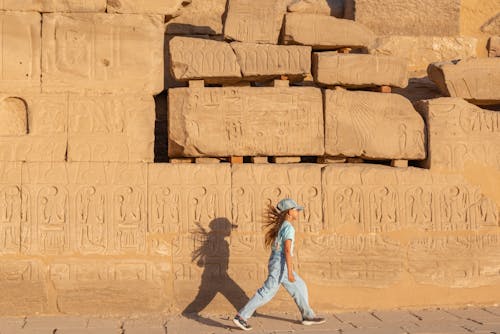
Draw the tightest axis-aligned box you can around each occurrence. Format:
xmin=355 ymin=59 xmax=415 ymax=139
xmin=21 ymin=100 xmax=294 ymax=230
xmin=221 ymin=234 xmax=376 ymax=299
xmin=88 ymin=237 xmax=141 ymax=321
xmin=238 ymin=221 xmax=316 ymax=321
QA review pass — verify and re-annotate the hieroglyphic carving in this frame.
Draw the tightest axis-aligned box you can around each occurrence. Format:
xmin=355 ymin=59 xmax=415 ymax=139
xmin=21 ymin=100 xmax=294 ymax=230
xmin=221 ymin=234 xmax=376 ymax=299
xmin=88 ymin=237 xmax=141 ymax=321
xmin=22 ymin=163 xmax=147 ymax=255
xmin=324 ymin=89 xmax=426 ymax=160
xmin=0 ymin=260 xmax=41 ymax=281
xmin=224 ymin=0 xmax=288 ymax=44
xmin=148 ymin=164 xmax=231 ymax=256
xmin=0 ymin=163 xmax=21 ymax=254
xmin=416 ymin=98 xmax=500 ymax=171
xmin=323 ymin=165 xmax=500 ymax=233
xmin=42 ymin=14 xmax=164 ymax=94
xmin=0 ymin=0 xmax=106 ymax=11
xmin=489 ymin=36 xmax=500 ymax=57
xmin=232 ymin=164 xmax=323 ymax=233
xmin=231 ymin=43 xmax=311 ymax=79
xmin=0 ymin=94 xmax=67 ymax=161
xmin=168 ymin=87 xmax=324 ymax=157
xmin=68 ymin=95 xmax=155 ymax=162
xmin=282 ymin=13 xmax=376 ymax=50
xmin=298 ymin=235 xmax=403 ymax=287
xmin=166 ymin=0 xmax=227 ymax=35
xmin=107 ymin=0 xmax=187 ymax=14
xmin=409 ymin=235 xmax=500 ymax=287
xmin=428 ymin=59 xmax=500 ymax=104
xmin=169 ymin=37 xmax=242 ymax=84
xmin=313 ymin=53 xmax=408 ymax=88
xmin=0 ymin=12 xmax=41 ymax=93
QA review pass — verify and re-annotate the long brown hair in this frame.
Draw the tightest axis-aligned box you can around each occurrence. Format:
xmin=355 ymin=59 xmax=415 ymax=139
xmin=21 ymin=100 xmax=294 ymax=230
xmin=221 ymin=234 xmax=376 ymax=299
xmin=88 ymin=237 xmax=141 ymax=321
xmin=263 ymin=204 xmax=289 ymax=248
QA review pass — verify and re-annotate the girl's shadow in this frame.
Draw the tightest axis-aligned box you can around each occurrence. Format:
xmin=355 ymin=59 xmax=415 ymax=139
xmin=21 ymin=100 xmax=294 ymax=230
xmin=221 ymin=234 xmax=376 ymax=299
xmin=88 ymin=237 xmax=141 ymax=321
xmin=182 ymin=218 xmax=249 ymax=328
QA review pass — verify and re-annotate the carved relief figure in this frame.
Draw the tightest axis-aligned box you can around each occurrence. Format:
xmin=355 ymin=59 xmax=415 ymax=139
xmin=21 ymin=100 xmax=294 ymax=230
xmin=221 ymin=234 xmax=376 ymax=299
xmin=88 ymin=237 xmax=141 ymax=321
xmin=334 ymin=186 xmax=362 ymax=231
xmin=440 ymin=186 xmax=469 ymax=231
xmin=38 ymin=186 xmax=68 ymax=253
xmin=299 ymin=186 xmax=321 ymax=232
xmin=0 ymin=186 xmax=21 ymax=253
xmin=76 ymin=186 xmax=106 ymax=253
xmin=405 ymin=187 xmax=433 ymax=230
xmin=370 ymin=187 xmax=398 ymax=232
xmin=151 ymin=187 xmax=180 ymax=233
xmin=232 ymin=187 xmax=254 ymax=231
xmin=114 ymin=186 xmax=144 ymax=252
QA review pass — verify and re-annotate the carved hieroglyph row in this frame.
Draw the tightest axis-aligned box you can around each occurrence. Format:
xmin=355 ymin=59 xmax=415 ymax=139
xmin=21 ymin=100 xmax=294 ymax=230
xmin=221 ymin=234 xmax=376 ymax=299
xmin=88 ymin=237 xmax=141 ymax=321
xmin=168 ymin=86 xmax=324 ymax=157
xmin=428 ymin=58 xmax=500 ymax=105
xmin=0 ymin=94 xmax=155 ymax=162
xmin=324 ymin=89 xmax=426 ymax=160
xmin=169 ymin=37 xmax=312 ymax=83
xmin=416 ymin=98 xmax=500 ymax=171
xmin=42 ymin=13 xmax=164 ymax=94
xmin=0 ymin=0 xmax=106 ymax=12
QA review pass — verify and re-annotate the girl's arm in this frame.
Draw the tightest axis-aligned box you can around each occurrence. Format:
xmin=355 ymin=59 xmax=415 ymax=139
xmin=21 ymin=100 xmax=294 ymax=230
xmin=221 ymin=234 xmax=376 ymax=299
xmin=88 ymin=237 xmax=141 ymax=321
xmin=284 ymin=239 xmax=295 ymax=282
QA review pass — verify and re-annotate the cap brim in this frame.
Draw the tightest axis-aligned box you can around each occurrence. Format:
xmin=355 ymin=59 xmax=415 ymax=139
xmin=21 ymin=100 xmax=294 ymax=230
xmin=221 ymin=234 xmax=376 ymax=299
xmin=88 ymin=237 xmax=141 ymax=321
xmin=296 ymin=205 xmax=304 ymax=211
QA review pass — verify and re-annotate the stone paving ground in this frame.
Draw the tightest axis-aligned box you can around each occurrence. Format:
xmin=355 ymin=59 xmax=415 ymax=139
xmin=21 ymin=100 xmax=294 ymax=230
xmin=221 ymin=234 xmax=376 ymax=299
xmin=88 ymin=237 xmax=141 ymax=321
xmin=1 ymin=307 xmax=500 ymax=334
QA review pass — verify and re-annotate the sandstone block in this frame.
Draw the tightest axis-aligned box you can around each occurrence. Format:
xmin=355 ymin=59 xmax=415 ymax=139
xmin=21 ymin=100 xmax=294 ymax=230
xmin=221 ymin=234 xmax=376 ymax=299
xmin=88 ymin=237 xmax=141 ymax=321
xmin=0 ymin=0 xmax=106 ymax=11
xmin=68 ymin=95 xmax=155 ymax=162
xmin=351 ymin=0 xmax=461 ymax=36
xmin=169 ymin=37 xmax=242 ymax=84
xmin=282 ymin=13 xmax=376 ymax=50
xmin=107 ymin=0 xmax=188 ymax=14
xmin=231 ymin=43 xmax=311 ymax=80
xmin=287 ymin=0 xmax=344 ymax=17
xmin=42 ymin=14 xmax=164 ymax=94
xmin=416 ymin=98 xmax=500 ymax=171
xmin=0 ymin=94 xmax=67 ymax=161
xmin=482 ymin=13 xmax=500 ymax=35
xmin=166 ymin=0 xmax=226 ymax=35
xmin=324 ymin=90 xmax=426 ymax=160
xmin=0 ymin=12 xmax=41 ymax=93
xmin=313 ymin=53 xmax=408 ymax=88
xmin=489 ymin=36 xmax=500 ymax=57
xmin=371 ymin=36 xmax=478 ymax=73
xmin=428 ymin=58 xmax=500 ymax=104
xmin=224 ymin=0 xmax=288 ymax=44
xmin=168 ymin=86 xmax=324 ymax=157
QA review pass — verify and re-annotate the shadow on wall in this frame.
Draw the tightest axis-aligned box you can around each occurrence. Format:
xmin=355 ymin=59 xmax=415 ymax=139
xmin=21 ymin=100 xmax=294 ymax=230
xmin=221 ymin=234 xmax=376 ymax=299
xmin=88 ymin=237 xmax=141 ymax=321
xmin=182 ymin=218 xmax=249 ymax=327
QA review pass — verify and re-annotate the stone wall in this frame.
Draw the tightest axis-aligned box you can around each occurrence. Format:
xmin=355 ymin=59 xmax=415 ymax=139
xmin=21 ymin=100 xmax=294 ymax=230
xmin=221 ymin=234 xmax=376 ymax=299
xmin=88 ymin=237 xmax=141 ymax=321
xmin=0 ymin=0 xmax=499 ymax=317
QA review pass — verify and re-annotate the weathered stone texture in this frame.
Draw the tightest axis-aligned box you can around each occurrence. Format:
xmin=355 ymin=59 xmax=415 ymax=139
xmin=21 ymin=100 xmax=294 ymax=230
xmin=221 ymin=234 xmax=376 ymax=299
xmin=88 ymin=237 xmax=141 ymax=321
xmin=282 ymin=13 xmax=376 ymax=50
xmin=166 ymin=0 xmax=227 ymax=35
xmin=42 ymin=14 xmax=164 ymax=94
xmin=371 ymin=36 xmax=478 ymax=73
xmin=324 ymin=89 xmax=426 ymax=160
xmin=169 ymin=37 xmax=241 ymax=83
xmin=168 ymin=86 xmax=324 ymax=157
xmin=0 ymin=12 xmax=41 ymax=93
xmin=428 ymin=58 xmax=500 ymax=104
xmin=0 ymin=94 xmax=67 ymax=161
xmin=489 ymin=36 xmax=500 ymax=57
xmin=313 ymin=53 xmax=408 ymax=88
xmin=68 ymin=95 xmax=155 ymax=162
xmin=0 ymin=0 xmax=106 ymax=11
xmin=482 ymin=13 xmax=500 ymax=35
xmin=287 ymin=0 xmax=344 ymax=17
xmin=107 ymin=0 xmax=187 ymax=14
xmin=224 ymin=0 xmax=288 ymax=44
xmin=232 ymin=43 xmax=311 ymax=80
xmin=416 ymin=98 xmax=500 ymax=171
xmin=351 ymin=0 xmax=461 ymax=36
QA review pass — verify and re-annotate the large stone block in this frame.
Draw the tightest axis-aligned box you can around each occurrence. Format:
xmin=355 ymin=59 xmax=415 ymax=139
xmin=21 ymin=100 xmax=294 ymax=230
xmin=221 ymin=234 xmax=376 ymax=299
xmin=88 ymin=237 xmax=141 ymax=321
xmin=482 ymin=13 xmax=500 ymax=35
xmin=489 ymin=36 xmax=500 ymax=57
xmin=169 ymin=37 xmax=242 ymax=83
xmin=371 ymin=36 xmax=478 ymax=73
xmin=42 ymin=14 xmax=164 ymax=94
xmin=107 ymin=0 xmax=187 ymax=14
xmin=0 ymin=94 xmax=67 ymax=161
xmin=282 ymin=13 xmax=376 ymax=50
xmin=313 ymin=53 xmax=408 ymax=88
xmin=351 ymin=0 xmax=461 ymax=36
xmin=416 ymin=98 xmax=500 ymax=171
xmin=166 ymin=0 xmax=226 ymax=35
xmin=232 ymin=43 xmax=311 ymax=80
xmin=428 ymin=58 xmax=500 ymax=105
xmin=0 ymin=12 xmax=41 ymax=93
xmin=21 ymin=163 xmax=148 ymax=255
xmin=168 ymin=86 xmax=324 ymax=157
xmin=287 ymin=0 xmax=344 ymax=17
xmin=68 ymin=95 xmax=155 ymax=162
xmin=0 ymin=0 xmax=106 ymax=11
xmin=325 ymin=89 xmax=425 ymax=160
xmin=224 ymin=0 xmax=288 ymax=44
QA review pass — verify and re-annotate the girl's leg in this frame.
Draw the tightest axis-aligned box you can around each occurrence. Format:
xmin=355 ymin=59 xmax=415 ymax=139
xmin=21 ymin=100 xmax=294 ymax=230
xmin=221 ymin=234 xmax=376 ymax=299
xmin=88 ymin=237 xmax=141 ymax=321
xmin=238 ymin=255 xmax=282 ymax=320
xmin=281 ymin=271 xmax=315 ymax=320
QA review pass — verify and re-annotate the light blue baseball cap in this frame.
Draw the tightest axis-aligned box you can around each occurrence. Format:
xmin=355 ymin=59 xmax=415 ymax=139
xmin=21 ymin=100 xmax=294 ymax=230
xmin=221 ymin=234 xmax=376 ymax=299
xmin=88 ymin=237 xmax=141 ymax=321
xmin=276 ymin=198 xmax=304 ymax=212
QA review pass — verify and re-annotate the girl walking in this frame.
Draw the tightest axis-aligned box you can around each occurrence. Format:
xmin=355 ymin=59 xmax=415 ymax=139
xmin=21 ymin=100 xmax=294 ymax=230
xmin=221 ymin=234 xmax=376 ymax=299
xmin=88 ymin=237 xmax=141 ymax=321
xmin=232 ymin=198 xmax=326 ymax=331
